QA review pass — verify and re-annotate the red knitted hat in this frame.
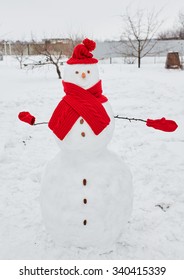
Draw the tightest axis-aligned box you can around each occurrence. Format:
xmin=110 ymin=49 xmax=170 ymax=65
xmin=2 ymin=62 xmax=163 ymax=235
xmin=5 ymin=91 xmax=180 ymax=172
xmin=67 ymin=38 xmax=98 ymax=64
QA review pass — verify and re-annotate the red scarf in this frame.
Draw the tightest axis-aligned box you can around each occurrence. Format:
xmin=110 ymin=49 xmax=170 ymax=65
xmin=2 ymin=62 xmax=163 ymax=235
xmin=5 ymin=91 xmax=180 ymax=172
xmin=48 ymin=80 xmax=110 ymax=140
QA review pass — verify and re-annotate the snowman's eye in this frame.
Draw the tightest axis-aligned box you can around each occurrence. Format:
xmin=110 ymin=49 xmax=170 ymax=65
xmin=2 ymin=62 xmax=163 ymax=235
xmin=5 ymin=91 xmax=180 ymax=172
xmin=75 ymin=71 xmax=79 ymax=74
xmin=87 ymin=70 xmax=90 ymax=74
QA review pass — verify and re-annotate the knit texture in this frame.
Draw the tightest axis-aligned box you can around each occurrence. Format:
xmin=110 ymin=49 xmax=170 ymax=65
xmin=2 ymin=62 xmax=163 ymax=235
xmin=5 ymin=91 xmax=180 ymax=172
xmin=48 ymin=80 xmax=110 ymax=140
xmin=18 ymin=111 xmax=36 ymax=125
xmin=67 ymin=38 xmax=98 ymax=64
xmin=146 ymin=117 xmax=178 ymax=132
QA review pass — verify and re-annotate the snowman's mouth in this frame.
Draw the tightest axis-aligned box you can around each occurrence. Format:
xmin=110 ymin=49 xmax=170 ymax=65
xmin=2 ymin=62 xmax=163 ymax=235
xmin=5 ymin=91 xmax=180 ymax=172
xmin=78 ymin=80 xmax=91 ymax=89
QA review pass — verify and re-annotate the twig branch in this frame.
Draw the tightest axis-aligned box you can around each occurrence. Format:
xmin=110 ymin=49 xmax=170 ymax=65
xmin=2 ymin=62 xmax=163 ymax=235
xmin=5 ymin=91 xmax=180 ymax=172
xmin=32 ymin=117 xmax=147 ymax=126
xmin=114 ymin=115 xmax=146 ymax=122
xmin=33 ymin=122 xmax=48 ymax=126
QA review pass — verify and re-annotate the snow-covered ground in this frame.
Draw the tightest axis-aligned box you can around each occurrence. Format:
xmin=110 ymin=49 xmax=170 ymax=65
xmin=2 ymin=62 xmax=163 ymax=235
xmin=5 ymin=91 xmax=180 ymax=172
xmin=0 ymin=56 xmax=184 ymax=260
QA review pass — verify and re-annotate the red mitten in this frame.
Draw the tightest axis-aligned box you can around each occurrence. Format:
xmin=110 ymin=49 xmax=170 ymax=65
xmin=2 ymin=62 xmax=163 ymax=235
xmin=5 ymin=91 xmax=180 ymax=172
xmin=146 ymin=117 xmax=178 ymax=132
xmin=18 ymin=111 xmax=35 ymax=125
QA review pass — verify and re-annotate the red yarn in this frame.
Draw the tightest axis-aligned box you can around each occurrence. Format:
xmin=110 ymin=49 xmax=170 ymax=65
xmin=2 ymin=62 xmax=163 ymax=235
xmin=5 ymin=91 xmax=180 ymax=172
xmin=48 ymin=80 xmax=110 ymax=140
xmin=146 ymin=117 xmax=178 ymax=132
xmin=18 ymin=111 xmax=35 ymax=125
xmin=67 ymin=38 xmax=98 ymax=64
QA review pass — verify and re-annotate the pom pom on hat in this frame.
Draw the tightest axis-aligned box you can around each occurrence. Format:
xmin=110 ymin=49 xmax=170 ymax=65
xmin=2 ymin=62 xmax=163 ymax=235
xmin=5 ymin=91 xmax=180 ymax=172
xmin=83 ymin=38 xmax=96 ymax=51
xmin=67 ymin=38 xmax=98 ymax=64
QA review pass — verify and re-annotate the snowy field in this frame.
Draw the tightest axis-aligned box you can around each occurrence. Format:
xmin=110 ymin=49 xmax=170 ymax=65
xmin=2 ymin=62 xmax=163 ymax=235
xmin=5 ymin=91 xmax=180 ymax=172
xmin=0 ymin=56 xmax=184 ymax=260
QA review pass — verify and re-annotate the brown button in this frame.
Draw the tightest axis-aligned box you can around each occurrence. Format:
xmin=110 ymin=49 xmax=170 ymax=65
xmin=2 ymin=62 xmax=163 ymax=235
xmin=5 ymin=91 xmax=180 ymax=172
xmin=83 ymin=179 xmax=87 ymax=186
xmin=80 ymin=118 xmax=84 ymax=124
xmin=83 ymin=220 xmax=87 ymax=226
xmin=81 ymin=132 xmax=85 ymax=137
xmin=83 ymin=198 xmax=87 ymax=204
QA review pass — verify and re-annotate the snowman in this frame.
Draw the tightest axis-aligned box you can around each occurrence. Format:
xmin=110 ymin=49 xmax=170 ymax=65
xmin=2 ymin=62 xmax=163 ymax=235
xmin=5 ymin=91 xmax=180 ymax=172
xmin=40 ymin=38 xmax=133 ymax=250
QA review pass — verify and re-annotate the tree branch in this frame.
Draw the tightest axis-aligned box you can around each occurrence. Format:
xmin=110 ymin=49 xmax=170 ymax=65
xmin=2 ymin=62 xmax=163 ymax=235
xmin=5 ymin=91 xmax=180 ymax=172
xmin=114 ymin=115 xmax=146 ymax=122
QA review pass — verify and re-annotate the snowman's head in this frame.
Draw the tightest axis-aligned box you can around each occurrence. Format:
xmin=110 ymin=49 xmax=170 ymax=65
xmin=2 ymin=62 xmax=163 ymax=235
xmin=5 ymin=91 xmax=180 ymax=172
xmin=63 ymin=63 xmax=99 ymax=89
xmin=63 ymin=38 xmax=99 ymax=89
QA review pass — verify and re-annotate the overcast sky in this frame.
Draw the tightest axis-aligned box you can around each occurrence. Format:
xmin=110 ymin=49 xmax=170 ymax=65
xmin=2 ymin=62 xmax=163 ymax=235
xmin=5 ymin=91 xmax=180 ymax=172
xmin=1 ymin=0 xmax=184 ymax=41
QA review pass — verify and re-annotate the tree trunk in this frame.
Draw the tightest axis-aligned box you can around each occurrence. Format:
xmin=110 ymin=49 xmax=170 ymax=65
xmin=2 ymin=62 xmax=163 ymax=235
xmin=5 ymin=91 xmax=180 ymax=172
xmin=54 ymin=63 xmax=62 ymax=79
xmin=138 ymin=40 xmax=141 ymax=68
xmin=20 ymin=60 xmax=23 ymax=69
xmin=138 ymin=55 xmax=141 ymax=68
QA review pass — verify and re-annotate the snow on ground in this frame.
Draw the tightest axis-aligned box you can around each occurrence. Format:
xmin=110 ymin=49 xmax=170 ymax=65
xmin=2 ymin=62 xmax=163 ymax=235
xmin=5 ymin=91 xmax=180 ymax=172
xmin=0 ymin=57 xmax=184 ymax=260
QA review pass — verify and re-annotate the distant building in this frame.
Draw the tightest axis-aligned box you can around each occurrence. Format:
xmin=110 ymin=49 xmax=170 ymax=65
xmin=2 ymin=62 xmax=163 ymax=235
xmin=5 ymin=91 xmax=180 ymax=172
xmin=42 ymin=38 xmax=72 ymax=44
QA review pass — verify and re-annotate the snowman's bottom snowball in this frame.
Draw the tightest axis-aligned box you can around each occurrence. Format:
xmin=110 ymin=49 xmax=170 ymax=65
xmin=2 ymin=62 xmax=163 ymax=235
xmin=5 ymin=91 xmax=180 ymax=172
xmin=40 ymin=149 xmax=133 ymax=249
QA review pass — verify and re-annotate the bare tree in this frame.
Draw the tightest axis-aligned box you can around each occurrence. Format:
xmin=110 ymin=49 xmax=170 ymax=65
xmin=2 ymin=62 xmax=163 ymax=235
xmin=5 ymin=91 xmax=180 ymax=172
xmin=158 ymin=12 xmax=184 ymax=40
xmin=30 ymin=39 xmax=66 ymax=79
xmin=178 ymin=12 xmax=184 ymax=39
xmin=118 ymin=8 xmax=164 ymax=68
xmin=178 ymin=12 xmax=184 ymax=28
xmin=14 ymin=41 xmax=28 ymax=69
xmin=23 ymin=35 xmax=87 ymax=78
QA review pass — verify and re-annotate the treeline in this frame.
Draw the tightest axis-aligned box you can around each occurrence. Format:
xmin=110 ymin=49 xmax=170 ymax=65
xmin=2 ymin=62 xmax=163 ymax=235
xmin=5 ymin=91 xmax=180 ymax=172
xmin=158 ymin=12 xmax=184 ymax=40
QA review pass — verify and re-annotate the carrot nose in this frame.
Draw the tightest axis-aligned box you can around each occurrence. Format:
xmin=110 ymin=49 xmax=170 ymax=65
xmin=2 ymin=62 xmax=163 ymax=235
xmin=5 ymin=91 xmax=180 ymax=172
xmin=81 ymin=72 xmax=86 ymax=79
